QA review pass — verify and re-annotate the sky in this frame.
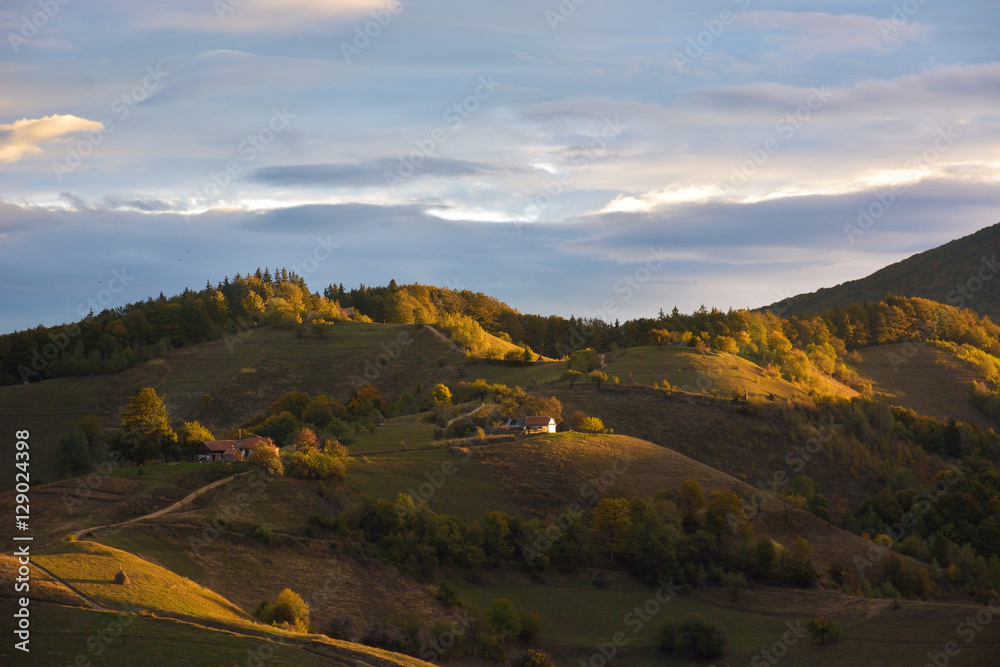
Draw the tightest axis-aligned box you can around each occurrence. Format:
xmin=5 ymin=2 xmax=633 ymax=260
xmin=1 ymin=0 xmax=999 ymax=333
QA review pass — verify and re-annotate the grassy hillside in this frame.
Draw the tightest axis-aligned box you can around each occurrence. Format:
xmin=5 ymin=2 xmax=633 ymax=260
xmin=0 ymin=323 xmax=470 ymax=489
xmin=544 ymin=384 xmax=942 ymax=505
xmin=472 ymin=433 xmax=901 ymax=573
xmin=767 ymin=221 xmax=1000 ymax=320
xmin=348 ymin=447 xmax=523 ymax=520
xmin=0 ymin=598 xmax=436 ymax=667
xmin=35 ymin=541 xmax=250 ymax=624
xmin=849 ymin=343 xmax=994 ymax=429
xmin=453 ymin=574 xmax=999 ymax=666
xmin=601 ymin=346 xmax=856 ymax=400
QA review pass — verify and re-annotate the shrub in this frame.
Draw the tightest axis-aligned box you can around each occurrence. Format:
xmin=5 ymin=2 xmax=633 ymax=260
xmin=517 ymin=649 xmax=555 ymax=667
xmin=577 ymin=416 xmax=605 ymax=433
xmin=677 ymin=616 xmax=726 ymax=659
xmin=436 ymin=581 xmax=461 ymax=607
xmin=284 ymin=449 xmax=345 ymax=479
xmin=271 ymin=588 xmax=310 ymax=628
xmin=806 ymin=615 xmax=841 ymax=644
xmin=249 ymin=525 xmax=281 ymax=546
xmin=518 ymin=611 xmax=544 ymax=641
xmin=489 ymin=599 xmax=521 ymax=637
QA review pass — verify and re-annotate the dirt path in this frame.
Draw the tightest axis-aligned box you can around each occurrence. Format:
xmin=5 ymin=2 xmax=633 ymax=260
xmin=421 ymin=324 xmax=464 ymax=353
xmin=445 ymin=403 xmax=484 ymax=426
xmin=73 ymin=473 xmax=242 ymax=540
xmin=30 ymin=560 xmax=111 ymax=611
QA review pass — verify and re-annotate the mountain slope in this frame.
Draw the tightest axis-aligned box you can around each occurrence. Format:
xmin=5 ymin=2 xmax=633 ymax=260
xmin=768 ymin=222 xmax=1000 ymax=320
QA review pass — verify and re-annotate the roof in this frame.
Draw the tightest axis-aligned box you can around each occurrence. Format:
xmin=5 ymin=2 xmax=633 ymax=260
xmin=504 ymin=416 xmax=554 ymax=428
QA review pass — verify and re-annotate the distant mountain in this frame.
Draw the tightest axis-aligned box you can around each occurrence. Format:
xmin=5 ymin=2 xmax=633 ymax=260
xmin=768 ymin=222 xmax=1000 ymax=321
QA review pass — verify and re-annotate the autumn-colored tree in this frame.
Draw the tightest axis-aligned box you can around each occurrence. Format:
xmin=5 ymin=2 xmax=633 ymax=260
xmin=562 ymin=369 xmax=583 ymax=388
xmin=248 ymin=442 xmax=283 ymax=482
xmin=176 ymin=421 xmax=214 ymax=459
xmin=114 ymin=387 xmax=176 ymax=463
xmin=292 ymin=428 xmax=320 ymax=451
xmin=578 ymin=416 xmax=605 ymax=433
xmin=650 ymin=328 xmax=672 ymax=348
xmin=271 ymin=588 xmax=310 ymax=629
xmin=432 ymin=383 xmax=453 ymax=405
xmin=589 ymin=370 xmax=608 ymax=390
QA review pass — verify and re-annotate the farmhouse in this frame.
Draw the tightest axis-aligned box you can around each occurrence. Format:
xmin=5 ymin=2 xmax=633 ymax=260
xmin=197 ymin=436 xmax=276 ymax=462
xmin=504 ymin=416 xmax=557 ymax=434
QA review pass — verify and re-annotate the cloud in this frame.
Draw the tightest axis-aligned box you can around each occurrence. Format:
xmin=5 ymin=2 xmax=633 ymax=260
xmin=142 ymin=0 xmax=396 ymax=34
xmin=736 ymin=11 xmax=931 ymax=56
xmin=249 ymin=158 xmax=505 ymax=188
xmin=0 ymin=114 xmax=104 ymax=163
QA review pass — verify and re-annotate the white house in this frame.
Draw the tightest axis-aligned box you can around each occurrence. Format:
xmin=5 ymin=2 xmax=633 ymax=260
xmin=504 ymin=416 xmax=557 ymax=434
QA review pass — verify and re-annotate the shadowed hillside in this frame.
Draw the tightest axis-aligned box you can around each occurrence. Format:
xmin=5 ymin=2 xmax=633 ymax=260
xmin=767 ymin=222 xmax=1000 ymax=320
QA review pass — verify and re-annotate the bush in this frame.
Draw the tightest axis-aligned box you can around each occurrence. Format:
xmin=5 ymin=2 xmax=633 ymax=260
xmin=284 ymin=449 xmax=345 ymax=479
xmin=806 ymin=615 xmax=840 ymax=644
xmin=577 ymin=416 xmax=605 ymax=433
xmin=436 ymin=581 xmax=461 ymax=607
xmin=271 ymin=588 xmax=309 ymax=628
xmin=517 ymin=649 xmax=555 ymax=667
xmin=677 ymin=616 xmax=726 ymax=659
xmin=518 ymin=611 xmax=544 ymax=641
xmin=489 ymin=598 xmax=521 ymax=637
xmin=249 ymin=525 xmax=281 ymax=546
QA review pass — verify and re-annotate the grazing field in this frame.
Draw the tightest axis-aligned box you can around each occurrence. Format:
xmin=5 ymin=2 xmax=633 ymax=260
xmin=849 ymin=343 xmax=994 ymax=429
xmin=544 ymin=382 xmax=947 ymax=506
xmin=0 ymin=599 xmax=436 ymax=667
xmin=348 ymin=447 xmax=522 ymax=520
xmin=472 ymin=433 xmax=915 ymax=574
xmin=34 ymin=541 xmax=250 ymax=624
xmin=0 ymin=374 xmax=115 ymax=489
xmin=600 ymin=345 xmax=857 ymax=400
xmin=348 ymin=412 xmax=438 ymax=454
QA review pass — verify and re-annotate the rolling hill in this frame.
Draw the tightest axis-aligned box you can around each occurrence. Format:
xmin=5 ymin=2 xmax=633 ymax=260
xmin=766 ymin=221 xmax=1000 ymax=320
xmin=847 ymin=342 xmax=994 ymax=429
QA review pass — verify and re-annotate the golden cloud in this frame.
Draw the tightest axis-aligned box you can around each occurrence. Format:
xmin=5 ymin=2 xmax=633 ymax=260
xmin=0 ymin=114 xmax=104 ymax=163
